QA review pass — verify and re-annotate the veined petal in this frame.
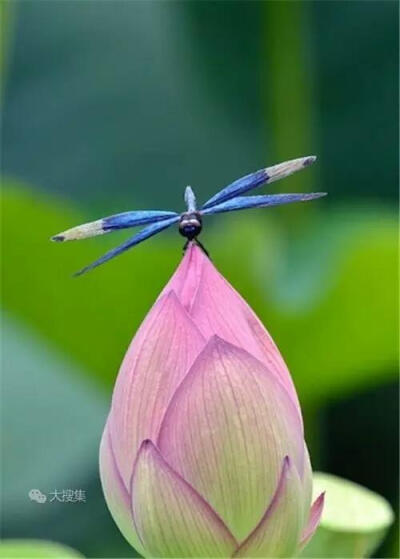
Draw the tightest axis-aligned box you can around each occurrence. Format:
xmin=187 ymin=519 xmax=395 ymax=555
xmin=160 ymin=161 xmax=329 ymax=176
xmin=131 ymin=440 xmax=237 ymax=558
xmin=162 ymin=243 xmax=301 ymax=415
xmin=234 ymin=457 xmax=304 ymax=558
xmin=109 ymin=291 xmax=205 ymax=487
xmin=158 ymin=337 xmax=304 ymax=541
xmin=243 ymin=304 xmax=302 ymax=416
xmin=159 ymin=242 xmax=204 ymax=311
xmin=99 ymin=424 xmax=145 ymax=555
xmin=299 ymin=492 xmax=325 ymax=550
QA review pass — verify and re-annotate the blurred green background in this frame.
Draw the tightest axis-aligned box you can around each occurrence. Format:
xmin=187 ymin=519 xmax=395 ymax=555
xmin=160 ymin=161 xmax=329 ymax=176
xmin=1 ymin=1 xmax=398 ymax=557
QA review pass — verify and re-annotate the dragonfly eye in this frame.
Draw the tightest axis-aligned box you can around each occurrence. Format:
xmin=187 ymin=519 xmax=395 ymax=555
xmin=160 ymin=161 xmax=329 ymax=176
xmin=179 ymin=213 xmax=202 ymax=240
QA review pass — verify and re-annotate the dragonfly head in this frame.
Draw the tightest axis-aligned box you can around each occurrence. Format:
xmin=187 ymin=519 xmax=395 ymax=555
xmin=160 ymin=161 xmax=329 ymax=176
xmin=179 ymin=211 xmax=202 ymax=240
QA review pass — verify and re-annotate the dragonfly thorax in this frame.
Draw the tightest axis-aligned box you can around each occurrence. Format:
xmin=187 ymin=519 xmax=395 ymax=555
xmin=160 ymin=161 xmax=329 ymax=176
xmin=179 ymin=211 xmax=202 ymax=240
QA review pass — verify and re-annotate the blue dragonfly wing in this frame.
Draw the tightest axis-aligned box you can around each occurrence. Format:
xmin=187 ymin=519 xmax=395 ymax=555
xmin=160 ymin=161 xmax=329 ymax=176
xmin=74 ymin=216 xmax=179 ymax=276
xmin=51 ymin=210 xmax=178 ymax=242
xmin=202 ymin=156 xmax=316 ymax=209
xmin=202 ymin=169 xmax=269 ymax=210
xmin=201 ymin=192 xmax=326 ymax=216
xmin=103 ymin=210 xmax=178 ymax=230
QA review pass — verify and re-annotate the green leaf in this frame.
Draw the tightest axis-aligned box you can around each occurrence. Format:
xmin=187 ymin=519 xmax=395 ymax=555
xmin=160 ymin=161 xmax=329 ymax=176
xmin=301 ymin=472 xmax=394 ymax=558
xmin=2 ymin=313 xmax=107 ymax=524
xmin=1 ymin=181 xmax=179 ymax=390
xmin=0 ymin=540 xmax=84 ymax=558
xmin=210 ymin=207 xmax=398 ymax=405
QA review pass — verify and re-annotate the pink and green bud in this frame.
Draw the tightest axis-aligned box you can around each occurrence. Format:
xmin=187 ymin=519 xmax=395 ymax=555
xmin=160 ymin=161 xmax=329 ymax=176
xmin=99 ymin=244 xmax=324 ymax=557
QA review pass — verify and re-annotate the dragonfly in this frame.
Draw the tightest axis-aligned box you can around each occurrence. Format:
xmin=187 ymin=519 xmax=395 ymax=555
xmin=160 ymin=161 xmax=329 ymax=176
xmin=52 ymin=155 xmax=326 ymax=276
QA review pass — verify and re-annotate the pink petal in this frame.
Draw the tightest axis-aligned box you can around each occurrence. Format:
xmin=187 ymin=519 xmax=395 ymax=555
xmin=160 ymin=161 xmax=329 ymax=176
xmin=109 ymin=290 xmax=205 ymax=487
xmin=299 ymin=492 xmax=325 ymax=549
xmin=234 ymin=457 xmax=304 ymax=558
xmin=131 ymin=440 xmax=237 ymax=557
xmin=159 ymin=242 xmax=205 ymax=311
xmin=99 ymin=423 xmax=145 ymax=555
xmin=161 ymin=243 xmax=301 ymax=415
xmin=302 ymin=443 xmax=314 ymax=524
xmin=158 ymin=336 xmax=304 ymax=541
xmin=242 ymin=302 xmax=302 ymax=416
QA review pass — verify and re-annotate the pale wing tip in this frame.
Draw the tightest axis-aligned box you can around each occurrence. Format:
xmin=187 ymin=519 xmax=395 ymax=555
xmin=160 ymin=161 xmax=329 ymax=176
xmin=265 ymin=155 xmax=318 ymax=182
xmin=303 ymin=155 xmax=317 ymax=167
xmin=51 ymin=234 xmax=65 ymax=242
xmin=50 ymin=220 xmax=105 ymax=242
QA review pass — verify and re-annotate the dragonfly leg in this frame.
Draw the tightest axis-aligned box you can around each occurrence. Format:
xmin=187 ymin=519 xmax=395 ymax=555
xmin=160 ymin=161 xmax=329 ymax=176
xmin=194 ymin=238 xmax=210 ymax=258
xmin=182 ymin=238 xmax=210 ymax=259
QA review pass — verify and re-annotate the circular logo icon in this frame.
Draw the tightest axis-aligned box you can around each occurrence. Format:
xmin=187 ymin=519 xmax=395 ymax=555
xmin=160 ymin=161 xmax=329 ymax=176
xmin=28 ymin=489 xmax=47 ymax=503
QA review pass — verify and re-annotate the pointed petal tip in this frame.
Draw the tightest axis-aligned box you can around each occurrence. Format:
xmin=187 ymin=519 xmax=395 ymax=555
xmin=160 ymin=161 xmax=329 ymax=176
xmin=132 ymin=438 xmax=159 ymax=479
xmin=201 ymin=334 xmax=245 ymax=359
xmin=274 ymin=455 xmax=293 ymax=501
xmin=207 ymin=333 xmax=227 ymax=347
xmin=164 ymin=238 xmax=215 ymax=305
xmin=312 ymin=490 xmax=326 ymax=511
xmin=185 ymin=240 xmax=208 ymax=258
xmin=132 ymin=436 xmax=238 ymax=556
xmin=157 ymin=289 xmax=204 ymax=333
xmin=134 ymin=439 xmax=159 ymax=465
xmin=233 ymin=455 xmax=303 ymax=558
xmin=138 ymin=439 xmax=161 ymax=459
xmin=161 ymin=288 xmax=180 ymax=305
xmin=310 ymin=490 xmax=325 ymax=513
xmin=315 ymin=491 xmax=326 ymax=503
xmin=300 ymin=491 xmax=326 ymax=550
xmin=154 ymin=288 xmax=189 ymax=313
xmin=203 ymin=334 xmax=284 ymax=367
xmin=140 ymin=438 xmax=154 ymax=451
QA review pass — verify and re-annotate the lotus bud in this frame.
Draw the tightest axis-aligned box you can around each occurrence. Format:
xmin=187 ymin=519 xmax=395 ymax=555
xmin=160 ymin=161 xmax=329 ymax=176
xmin=100 ymin=243 xmax=324 ymax=557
